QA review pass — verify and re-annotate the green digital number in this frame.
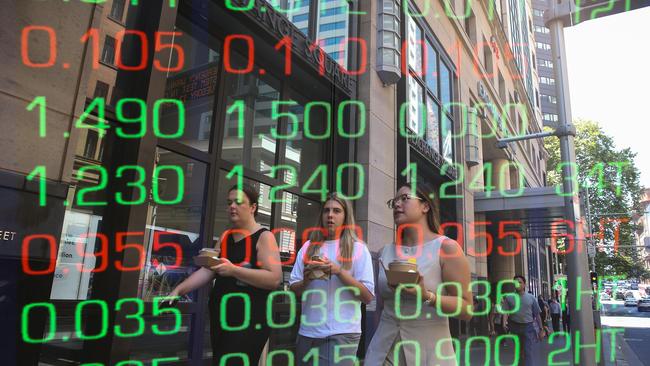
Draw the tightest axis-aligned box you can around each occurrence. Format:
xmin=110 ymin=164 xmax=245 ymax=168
xmin=555 ymin=162 xmax=580 ymax=197
xmin=115 ymin=362 xmax=142 ymax=366
xmin=304 ymin=101 xmax=332 ymax=140
xmin=26 ymin=165 xmax=47 ymax=206
xmin=468 ymin=163 xmax=496 ymax=198
xmin=401 ymin=163 xmax=418 ymax=197
xmin=337 ymin=100 xmax=366 ymax=139
xmin=116 ymin=98 xmax=147 ymax=138
xmin=465 ymin=336 xmax=491 ymax=366
xmin=302 ymin=164 xmax=328 ymax=202
xmin=267 ymin=350 xmax=294 ymax=365
xmin=334 ymin=344 xmax=360 ymax=365
xmin=269 ymin=165 xmax=298 ymax=203
xmin=439 ymin=163 xmax=464 ymax=199
xmin=436 ymin=281 xmax=462 ymax=317
xmin=496 ymin=280 xmax=519 ymax=314
xmin=153 ymin=99 xmax=185 ymax=139
xmin=500 ymin=161 xmax=524 ymax=197
xmin=403 ymin=0 xmax=430 ymax=17
xmin=225 ymin=0 xmax=254 ymax=11
xmin=399 ymin=101 xmax=426 ymax=138
xmin=152 ymin=165 xmax=184 ymax=205
xmin=27 ymin=96 xmax=47 ymax=137
xmin=220 ymin=293 xmax=250 ymax=331
xmin=152 ymin=357 xmax=181 ymax=366
xmin=334 ymin=286 xmax=360 ymax=324
xmin=220 ymin=353 xmax=249 ymax=366
xmin=75 ymin=300 xmax=108 ymax=340
xmin=115 ymin=165 xmax=147 ymax=205
xmin=115 ymin=298 xmax=145 ymax=338
xmin=75 ymin=97 xmax=109 ymax=132
xmin=394 ymin=340 xmax=421 ymax=364
xmin=268 ymin=0 xmax=301 ymax=14
xmin=547 ymin=331 xmax=570 ymax=366
xmin=435 ymin=337 xmax=460 ymax=364
xmin=152 ymin=296 xmax=182 ymax=335
xmin=469 ymin=280 xmax=491 ymax=316
xmin=395 ymin=283 xmax=422 ymax=320
xmin=443 ymin=102 xmax=468 ymax=138
xmin=267 ymin=291 xmax=296 ymax=329
xmin=495 ymin=334 xmax=519 ymax=365
xmin=302 ymin=347 xmax=319 ymax=365
xmin=270 ymin=100 xmax=299 ymax=139
xmin=301 ymin=289 xmax=327 ymax=327
xmin=442 ymin=0 xmax=472 ymax=19
xmin=76 ymin=165 xmax=108 ymax=206
xmin=22 ymin=302 xmax=56 ymax=343
xmin=336 ymin=163 xmax=364 ymax=200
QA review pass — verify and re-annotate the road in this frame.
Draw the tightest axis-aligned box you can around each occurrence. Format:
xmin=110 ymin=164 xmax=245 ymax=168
xmin=601 ymin=300 xmax=650 ymax=365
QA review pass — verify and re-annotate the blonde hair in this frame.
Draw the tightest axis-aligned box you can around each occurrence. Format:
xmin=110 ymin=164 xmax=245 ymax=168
xmin=306 ymin=193 xmax=359 ymax=270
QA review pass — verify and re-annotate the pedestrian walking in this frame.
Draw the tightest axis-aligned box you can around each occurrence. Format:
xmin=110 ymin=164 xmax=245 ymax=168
xmin=168 ymin=185 xmax=282 ymax=365
xmin=502 ymin=275 xmax=545 ymax=366
xmin=549 ymin=297 xmax=562 ymax=333
xmin=289 ymin=193 xmax=375 ymax=366
xmin=562 ymin=301 xmax=571 ymax=333
xmin=365 ymin=183 xmax=473 ymax=365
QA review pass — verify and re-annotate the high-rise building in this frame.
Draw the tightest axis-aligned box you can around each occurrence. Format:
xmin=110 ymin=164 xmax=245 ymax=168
xmin=532 ymin=0 xmax=561 ymax=128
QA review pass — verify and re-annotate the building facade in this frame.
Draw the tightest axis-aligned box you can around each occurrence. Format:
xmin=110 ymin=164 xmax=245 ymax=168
xmin=2 ymin=0 xmax=554 ymax=364
xmin=532 ymin=0 xmax=561 ymax=128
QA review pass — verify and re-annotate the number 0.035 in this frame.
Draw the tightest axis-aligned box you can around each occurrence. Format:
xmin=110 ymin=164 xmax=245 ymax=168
xmin=26 ymin=165 xmax=184 ymax=207
xmin=21 ymin=297 xmax=181 ymax=344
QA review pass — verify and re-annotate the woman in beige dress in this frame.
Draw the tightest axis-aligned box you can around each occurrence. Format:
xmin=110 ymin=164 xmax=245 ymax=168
xmin=365 ymin=183 xmax=473 ymax=365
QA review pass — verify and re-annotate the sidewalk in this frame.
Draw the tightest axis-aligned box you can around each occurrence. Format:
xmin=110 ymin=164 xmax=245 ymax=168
xmin=458 ymin=327 xmax=640 ymax=365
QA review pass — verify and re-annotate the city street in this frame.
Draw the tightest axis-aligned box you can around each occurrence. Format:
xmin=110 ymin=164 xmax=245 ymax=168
xmin=601 ymin=300 xmax=650 ymax=365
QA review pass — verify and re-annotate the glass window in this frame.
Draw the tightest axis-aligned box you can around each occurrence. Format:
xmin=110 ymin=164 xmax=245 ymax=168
xmin=101 ymin=36 xmax=116 ymax=65
xmin=220 ymin=57 xmax=282 ymax=175
xmin=425 ymin=40 xmax=438 ymax=94
xmin=289 ymin=0 xmax=311 ymax=36
xmin=109 ymin=0 xmax=126 ymax=21
xmin=406 ymin=14 xmax=422 ymax=75
xmin=442 ymin=115 xmax=453 ymax=163
xmin=93 ymin=80 xmax=109 ymax=99
xmin=316 ymin=0 xmax=351 ymax=68
xmin=426 ymin=96 xmax=440 ymax=152
xmin=440 ymin=63 xmax=451 ymax=108
xmin=138 ymin=148 xmax=207 ymax=302
xmin=282 ymin=90 xmax=329 ymax=189
xmin=82 ymin=130 xmax=98 ymax=159
xmin=160 ymin=17 xmax=220 ymax=152
xmin=407 ymin=74 xmax=424 ymax=135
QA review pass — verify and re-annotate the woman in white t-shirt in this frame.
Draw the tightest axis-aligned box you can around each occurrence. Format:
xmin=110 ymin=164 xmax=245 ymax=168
xmin=290 ymin=193 xmax=375 ymax=366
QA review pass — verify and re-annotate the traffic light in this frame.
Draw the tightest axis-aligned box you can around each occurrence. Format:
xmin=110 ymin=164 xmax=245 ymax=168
xmin=590 ymin=271 xmax=598 ymax=286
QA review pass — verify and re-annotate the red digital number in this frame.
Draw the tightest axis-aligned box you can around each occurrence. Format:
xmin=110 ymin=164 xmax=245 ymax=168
xmin=21 ymin=26 xmax=57 ymax=68
xmin=340 ymin=37 xmax=367 ymax=76
xmin=21 ymin=234 xmax=57 ymax=275
xmin=224 ymin=34 xmax=254 ymax=74
xmin=467 ymin=221 xmax=493 ymax=257
xmin=153 ymin=231 xmax=183 ymax=269
xmin=497 ymin=220 xmax=522 ymax=256
xmin=115 ymin=231 xmax=145 ymax=272
xmin=395 ymin=223 xmax=423 ymax=260
xmin=153 ymin=31 xmax=185 ymax=72
xmin=334 ymin=224 xmax=365 ymax=264
xmin=269 ymin=227 xmax=297 ymax=266
xmin=220 ymin=228 xmax=252 ymax=266
xmin=75 ymin=233 xmax=109 ymax=273
xmin=551 ymin=219 xmax=575 ymax=254
xmin=115 ymin=30 xmax=149 ymax=71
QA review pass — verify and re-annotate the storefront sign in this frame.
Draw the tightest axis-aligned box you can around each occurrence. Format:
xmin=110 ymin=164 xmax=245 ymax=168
xmin=407 ymin=136 xmax=457 ymax=179
xmin=230 ymin=0 xmax=353 ymax=94
xmin=0 ymin=230 xmax=17 ymax=241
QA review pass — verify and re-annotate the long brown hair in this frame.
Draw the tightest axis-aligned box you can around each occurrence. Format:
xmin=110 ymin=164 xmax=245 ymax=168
xmin=399 ymin=182 xmax=441 ymax=235
xmin=306 ymin=193 xmax=360 ymax=270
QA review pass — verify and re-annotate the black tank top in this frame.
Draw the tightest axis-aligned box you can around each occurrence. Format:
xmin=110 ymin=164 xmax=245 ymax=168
xmin=208 ymin=227 xmax=272 ymax=357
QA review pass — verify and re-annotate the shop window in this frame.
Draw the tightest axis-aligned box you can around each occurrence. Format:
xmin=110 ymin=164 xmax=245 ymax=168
xmin=426 ymin=96 xmax=440 ymax=153
xmin=160 ymin=15 xmax=220 ymax=152
xmin=138 ymin=147 xmax=208 ymax=302
xmin=93 ymin=80 xmax=110 ymax=100
xmin=220 ymin=61 xmax=282 ymax=174
xmin=82 ymin=129 xmax=99 ymax=159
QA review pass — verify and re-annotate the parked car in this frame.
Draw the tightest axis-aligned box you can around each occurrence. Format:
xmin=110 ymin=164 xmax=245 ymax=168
xmin=600 ymin=292 xmax=611 ymax=301
xmin=638 ymin=298 xmax=650 ymax=312
xmin=631 ymin=283 xmax=639 ymax=290
xmin=616 ymin=291 xmax=626 ymax=300
xmin=625 ymin=297 xmax=638 ymax=307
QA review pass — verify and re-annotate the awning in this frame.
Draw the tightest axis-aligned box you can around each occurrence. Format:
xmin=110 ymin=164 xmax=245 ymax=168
xmin=474 ymin=187 xmax=569 ymax=239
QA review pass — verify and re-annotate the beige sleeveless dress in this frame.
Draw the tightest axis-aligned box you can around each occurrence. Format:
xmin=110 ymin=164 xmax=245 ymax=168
xmin=365 ymin=236 xmax=457 ymax=366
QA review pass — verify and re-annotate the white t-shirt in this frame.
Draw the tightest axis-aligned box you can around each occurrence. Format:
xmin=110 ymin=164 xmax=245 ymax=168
xmin=289 ymin=239 xmax=375 ymax=338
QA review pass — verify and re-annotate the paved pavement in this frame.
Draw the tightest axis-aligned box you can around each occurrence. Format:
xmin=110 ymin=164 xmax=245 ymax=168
xmin=457 ymin=300 xmax=650 ymax=365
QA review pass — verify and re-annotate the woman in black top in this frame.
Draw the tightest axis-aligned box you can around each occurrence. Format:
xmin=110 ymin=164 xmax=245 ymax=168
xmin=169 ymin=184 xmax=282 ymax=365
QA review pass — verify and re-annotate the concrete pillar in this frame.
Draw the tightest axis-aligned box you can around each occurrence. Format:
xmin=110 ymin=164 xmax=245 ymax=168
xmin=488 ymin=158 xmax=516 ymax=286
xmin=491 ymin=158 xmax=511 ymax=191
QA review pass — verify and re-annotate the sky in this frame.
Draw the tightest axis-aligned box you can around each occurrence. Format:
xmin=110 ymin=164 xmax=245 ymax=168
xmin=564 ymin=7 xmax=650 ymax=189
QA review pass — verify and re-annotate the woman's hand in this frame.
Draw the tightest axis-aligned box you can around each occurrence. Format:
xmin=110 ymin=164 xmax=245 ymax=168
xmin=319 ymin=256 xmax=341 ymax=276
xmin=389 ymin=275 xmax=429 ymax=298
xmin=210 ymin=258 xmax=240 ymax=277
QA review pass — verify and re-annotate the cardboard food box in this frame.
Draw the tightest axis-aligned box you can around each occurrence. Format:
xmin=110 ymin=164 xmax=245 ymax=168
xmin=306 ymin=255 xmax=330 ymax=280
xmin=383 ymin=260 xmax=420 ymax=287
xmin=193 ymin=248 xmax=222 ymax=268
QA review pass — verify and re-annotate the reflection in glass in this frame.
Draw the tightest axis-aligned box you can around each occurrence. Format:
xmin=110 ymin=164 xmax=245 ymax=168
xmin=407 ymin=75 xmax=424 ymax=135
xmin=315 ymin=0 xmax=350 ymax=68
xmin=440 ymin=63 xmax=451 ymax=108
xmin=139 ymin=148 xmax=207 ymax=302
xmin=426 ymin=96 xmax=440 ymax=152
xmin=220 ymin=60 xmax=281 ymax=175
xmin=406 ymin=14 xmax=422 ymax=75
xmin=442 ymin=115 xmax=453 ymax=163
xmin=160 ymin=16 xmax=220 ymax=152
xmin=426 ymin=40 xmax=438 ymax=94
xmin=289 ymin=0 xmax=311 ymax=35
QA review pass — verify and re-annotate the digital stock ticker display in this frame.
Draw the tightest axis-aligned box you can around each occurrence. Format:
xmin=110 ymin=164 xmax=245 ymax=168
xmin=2 ymin=0 xmax=649 ymax=365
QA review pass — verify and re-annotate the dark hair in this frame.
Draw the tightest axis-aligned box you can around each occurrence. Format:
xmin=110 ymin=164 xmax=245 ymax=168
xmin=401 ymin=182 xmax=440 ymax=233
xmin=514 ymin=275 xmax=526 ymax=284
xmin=228 ymin=184 xmax=259 ymax=217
